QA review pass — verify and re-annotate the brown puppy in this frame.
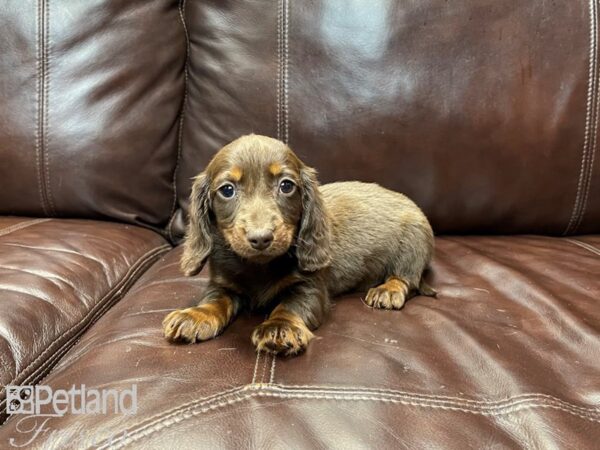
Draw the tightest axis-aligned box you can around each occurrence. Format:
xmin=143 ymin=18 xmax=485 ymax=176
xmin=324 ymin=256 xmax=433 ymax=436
xmin=163 ymin=134 xmax=435 ymax=355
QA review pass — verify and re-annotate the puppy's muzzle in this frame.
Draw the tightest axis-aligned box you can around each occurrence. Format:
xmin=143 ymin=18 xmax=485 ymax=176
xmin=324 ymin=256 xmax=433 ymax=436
xmin=247 ymin=229 xmax=274 ymax=250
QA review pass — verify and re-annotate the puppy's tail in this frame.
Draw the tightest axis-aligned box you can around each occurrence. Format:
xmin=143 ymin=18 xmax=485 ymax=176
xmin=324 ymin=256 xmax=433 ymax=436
xmin=418 ymin=280 xmax=437 ymax=298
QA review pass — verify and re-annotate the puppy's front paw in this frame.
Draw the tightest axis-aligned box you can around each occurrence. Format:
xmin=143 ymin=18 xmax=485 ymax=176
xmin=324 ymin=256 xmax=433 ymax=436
xmin=365 ymin=277 xmax=410 ymax=310
xmin=163 ymin=307 xmax=224 ymax=343
xmin=252 ymin=318 xmax=314 ymax=356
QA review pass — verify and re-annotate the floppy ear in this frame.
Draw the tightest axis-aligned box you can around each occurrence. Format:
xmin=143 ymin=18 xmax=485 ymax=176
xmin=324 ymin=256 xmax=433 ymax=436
xmin=296 ymin=166 xmax=332 ymax=272
xmin=180 ymin=173 xmax=212 ymax=276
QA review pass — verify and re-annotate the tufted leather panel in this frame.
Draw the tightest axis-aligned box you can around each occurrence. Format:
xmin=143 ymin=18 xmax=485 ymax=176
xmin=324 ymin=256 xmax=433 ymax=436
xmin=0 ymin=0 xmax=185 ymax=228
xmin=2 ymin=237 xmax=597 ymax=448
xmin=172 ymin=0 xmax=600 ymax=238
xmin=0 ymin=217 xmax=170 ymax=424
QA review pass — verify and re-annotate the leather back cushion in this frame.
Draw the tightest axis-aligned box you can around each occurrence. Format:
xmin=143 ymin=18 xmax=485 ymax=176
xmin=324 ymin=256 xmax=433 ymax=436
xmin=172 ymin=0 xmax=600 ymax=237
xmin=0 ymin=0 xmax=185 ymax=229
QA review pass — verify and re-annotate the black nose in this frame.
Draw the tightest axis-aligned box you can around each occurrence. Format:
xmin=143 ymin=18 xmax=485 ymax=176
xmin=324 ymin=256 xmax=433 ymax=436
xmin=247 ymin=230 xmax=274 ymax=250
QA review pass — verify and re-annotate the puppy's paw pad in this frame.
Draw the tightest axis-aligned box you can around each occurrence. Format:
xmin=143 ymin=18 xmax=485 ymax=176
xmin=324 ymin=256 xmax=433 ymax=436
xmin=162 ymin=308 xmax=222 ymax=343
xmin=252 ymin=319 xmax=313 ymax=356
xmin=365 ymin=283 xmax=408 ymax=310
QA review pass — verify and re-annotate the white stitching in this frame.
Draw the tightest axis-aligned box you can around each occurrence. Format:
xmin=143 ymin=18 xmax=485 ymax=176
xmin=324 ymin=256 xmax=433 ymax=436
xmin=282 ymin=0 xmax=289 ymax=144
xmin=101 ymin=385 xmax=600 ymax=449
xmin=99 ymin=386 xmax=600 ymax=450
xmin=269 ymin=385 xmax=600 ymax=416
xmin=276 ymin=0 xmax=282 ymax=141
xmin=166 ymin=0 xmax=189 ymax=243
xmin=35 ymin=0 xmax=49 ymax=216
xmin=269 ymin=355 xmax=276 ymax=384
xmin=43 ymin=0 xmax=56 ymax=216
xmin=255 ymin=391 xmax=600 ymax=422
xmin=94 ymin=386 xmax=253 ymax=450
xmin=251 ymin=349 xmax=261 ymax=384
xmin=274 ymin=385 xmax=600 ymax=414
xmin=276 ymin=0 xmax=290 ymax=144
xmin=102 ymin=392 xmax=254 ymax=449
xmin=251 ymin=315 xmax=270 ymax=384
xmin=0 ymin=218 xmax=51 ymax=238
xmin=259 ymin=352 xmax=269 ymax=383
xmin=565 ymin=0 xmax=597 ymax=234
xmin=565 ymin=237 xmax=600 ymax=256
xmin=577 ymin=2 xmax=600 ymax=233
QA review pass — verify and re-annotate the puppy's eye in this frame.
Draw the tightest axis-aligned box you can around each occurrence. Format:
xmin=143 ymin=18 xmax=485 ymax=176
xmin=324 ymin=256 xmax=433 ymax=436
xmin=279 ymin=179 xmax=296 ymax=195
xmin=218 ymin=183 xmax=236 ymax=199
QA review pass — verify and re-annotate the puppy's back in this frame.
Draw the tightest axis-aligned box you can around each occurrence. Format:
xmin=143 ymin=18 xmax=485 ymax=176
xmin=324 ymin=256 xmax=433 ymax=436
xmin=320 ymin=182 xmax=433 ymax=296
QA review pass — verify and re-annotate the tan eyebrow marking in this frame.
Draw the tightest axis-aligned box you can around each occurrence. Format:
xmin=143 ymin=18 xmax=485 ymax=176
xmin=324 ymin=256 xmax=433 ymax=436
xmin=269 ymin=163 xmax=282 ymax=176
xmin=230 ymin=167 xmax=243 ymax=181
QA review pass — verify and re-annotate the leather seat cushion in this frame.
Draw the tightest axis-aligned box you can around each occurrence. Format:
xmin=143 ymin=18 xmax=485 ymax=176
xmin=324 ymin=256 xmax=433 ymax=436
xmin=0 ymin=217 xmax=169 ymax=423
xmin=1 ymin=236 xmax=598 ymax=448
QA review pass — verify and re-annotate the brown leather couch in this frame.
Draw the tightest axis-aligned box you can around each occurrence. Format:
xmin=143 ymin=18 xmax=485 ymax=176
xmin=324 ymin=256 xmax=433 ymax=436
xmin=1 ymin=1 xmax=599 ymax=448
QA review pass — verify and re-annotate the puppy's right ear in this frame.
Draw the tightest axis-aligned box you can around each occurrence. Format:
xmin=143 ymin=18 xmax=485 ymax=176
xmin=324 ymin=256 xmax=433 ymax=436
xmin=180 ymin=173 xmax=212 ymax=276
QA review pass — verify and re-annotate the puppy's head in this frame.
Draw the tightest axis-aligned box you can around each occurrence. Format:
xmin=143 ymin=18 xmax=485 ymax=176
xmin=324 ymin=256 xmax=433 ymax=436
xmin=181 ymin=134 xmax=331 ymax=275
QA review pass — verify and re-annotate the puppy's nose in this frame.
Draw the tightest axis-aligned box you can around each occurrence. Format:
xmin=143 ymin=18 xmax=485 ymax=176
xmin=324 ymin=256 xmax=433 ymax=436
xmin=247 ymin=229 xmax=274 ymax=250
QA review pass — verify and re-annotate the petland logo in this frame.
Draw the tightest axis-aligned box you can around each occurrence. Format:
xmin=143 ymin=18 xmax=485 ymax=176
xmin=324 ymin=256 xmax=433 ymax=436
xmin=6 ymin=384 xmax=137 ymax=416
xmin=5 ymin=385 xmax=137 ymax=448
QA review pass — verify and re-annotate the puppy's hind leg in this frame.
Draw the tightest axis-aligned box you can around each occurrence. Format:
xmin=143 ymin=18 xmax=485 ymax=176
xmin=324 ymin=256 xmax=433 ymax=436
xmin=365 ymin=276 xmax=412 ymax=310
xmin=365 ymin=275 xmax=436 ymax=310
xmin=418 ymin=278 xmax=437 ymax=298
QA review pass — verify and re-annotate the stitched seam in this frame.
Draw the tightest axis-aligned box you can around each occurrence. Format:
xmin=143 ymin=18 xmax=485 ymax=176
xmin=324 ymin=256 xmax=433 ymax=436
xmin=259 ymin=352 xmax=269 ymax=383
xmin=276 ymin=0 xmax=289 ymax=143
xmin=577 ymin=13 xmax=600 ymax=233
xmin=95 ymin=386 xmax=251 ymax=449
xmin=565 ymin=0 xmax=597 ymax=235
xmin=283 ymin=0 xmax=289 ymax=144
xmin=166 ymin=0 xmax=189 ymax=243
xmin=0 ymin=244 xmax=170 ymax=411
xmin=576 ymin=0 xmax=598 ymax=233
xmin=269 ymin=354 xmax=276 ymax=384
xmin=258 ymin=392 xmax=600 ymax=421
xmin=565 ymin=237 xmax=600 ymax=256
xmin=107 ymin=385 xmax=600 ymax=445
xmin=103 ymin=386 xmax=600 ymax=449
xmin=250 ymin=314 xmax=269 ymax=384
xmin=165 ymin=214 xmax=178 ymax=244
xmin=576 ymin=0 xmax=600 ymax=232
xmin=276 ymin=0 xmax=282 ymax=141
xmin=35 ymin=0 xmax=49 ymax=216
xmin=98 ymin=389 xmax=253 ymax=450
xmin=251 ymin=350 xmax=261 ymax=384
xmin=261 ymin=391 xmax=600 ymax=419
xmin=42 ymin=0 xmax=56 ymax=216
xmin=0 ymin=219 xmax=51 ymax=238
xmin=270 ymin=385 xmax=600 ymax=416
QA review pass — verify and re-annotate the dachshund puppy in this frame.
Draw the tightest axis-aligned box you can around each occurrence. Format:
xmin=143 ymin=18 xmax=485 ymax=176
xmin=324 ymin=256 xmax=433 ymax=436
xmin=163 ymin=134 xmax=435 ymax=355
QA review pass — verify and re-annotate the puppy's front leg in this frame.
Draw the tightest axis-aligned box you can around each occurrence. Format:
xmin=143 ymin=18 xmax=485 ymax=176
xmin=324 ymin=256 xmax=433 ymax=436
xmin=163 ymin=285 xmax=241 ymax=343
xmin=252 ymin=281 xmax=329 ymax=356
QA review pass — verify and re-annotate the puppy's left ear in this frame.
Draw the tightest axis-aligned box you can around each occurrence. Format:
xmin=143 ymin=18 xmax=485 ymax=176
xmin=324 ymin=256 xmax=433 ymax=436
xmin=297 ymin=166 xmax=332 ymax=272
